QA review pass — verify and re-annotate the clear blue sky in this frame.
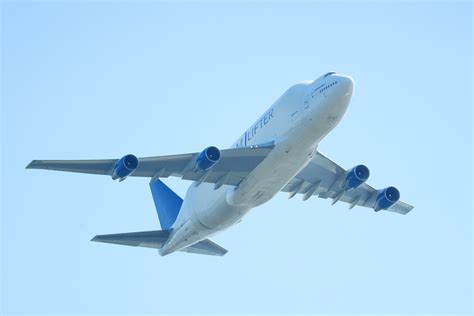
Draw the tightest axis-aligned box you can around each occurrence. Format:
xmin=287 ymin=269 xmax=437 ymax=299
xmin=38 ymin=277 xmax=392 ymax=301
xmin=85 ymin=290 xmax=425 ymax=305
xmin=1 ymin=1 xmax=472 ymax=315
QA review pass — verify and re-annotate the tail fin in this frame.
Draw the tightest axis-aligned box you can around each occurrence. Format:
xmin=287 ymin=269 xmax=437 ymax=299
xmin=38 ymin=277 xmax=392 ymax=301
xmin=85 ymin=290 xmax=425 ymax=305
xmin=149 ymin=179 xmax=182 ymax=230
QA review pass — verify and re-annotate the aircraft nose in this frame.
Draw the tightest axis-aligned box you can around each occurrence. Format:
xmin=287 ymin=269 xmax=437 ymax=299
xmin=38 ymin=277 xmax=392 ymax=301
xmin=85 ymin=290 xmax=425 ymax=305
xmin=336 ymin=75 xmax=354 ymax=97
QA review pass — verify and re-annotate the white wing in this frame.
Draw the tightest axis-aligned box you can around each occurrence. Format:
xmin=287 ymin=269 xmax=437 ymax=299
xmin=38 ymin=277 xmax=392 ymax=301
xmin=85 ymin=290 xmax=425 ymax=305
xmin=281 ymin=152 xmax=414 ymax=215
xmin=27 ymin=144 xmax=274 ymax=188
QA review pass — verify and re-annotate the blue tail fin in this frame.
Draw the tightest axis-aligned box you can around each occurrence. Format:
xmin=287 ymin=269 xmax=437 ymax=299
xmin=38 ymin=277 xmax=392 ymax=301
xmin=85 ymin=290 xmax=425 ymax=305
xmin=149 ymin=179 xmax=183 ymax=230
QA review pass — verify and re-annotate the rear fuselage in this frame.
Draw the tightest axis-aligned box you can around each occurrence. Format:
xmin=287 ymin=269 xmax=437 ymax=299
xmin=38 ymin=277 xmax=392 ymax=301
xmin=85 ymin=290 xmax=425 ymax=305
xmin=160 ymin=73 xmax=354 ymax=255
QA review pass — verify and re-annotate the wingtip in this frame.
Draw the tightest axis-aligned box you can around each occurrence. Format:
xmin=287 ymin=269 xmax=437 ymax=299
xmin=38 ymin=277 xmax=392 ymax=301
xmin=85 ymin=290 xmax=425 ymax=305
xmin=25 ymin=160 xmax=37 ymax=169
xmin=403 ymin=205 xmax=415 ymax=215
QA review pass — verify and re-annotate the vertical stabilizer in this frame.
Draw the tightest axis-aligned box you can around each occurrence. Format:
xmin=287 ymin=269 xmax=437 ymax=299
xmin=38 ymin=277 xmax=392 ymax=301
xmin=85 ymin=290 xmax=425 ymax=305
xmin=149 ymin=179 xmax=182 ymax=230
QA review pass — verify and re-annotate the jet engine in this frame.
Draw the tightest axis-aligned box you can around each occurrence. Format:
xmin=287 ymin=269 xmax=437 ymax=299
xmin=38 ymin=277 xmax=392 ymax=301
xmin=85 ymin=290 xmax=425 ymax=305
xmin=345 ymin=165 xmax=370 ymax=190
xmin=111 ymin=154 xmax=139 ymax=180
xmin=195 ymin=146 xmax=221 ymax=171
xmin=375 ymin=186 xmax=400 ymax=211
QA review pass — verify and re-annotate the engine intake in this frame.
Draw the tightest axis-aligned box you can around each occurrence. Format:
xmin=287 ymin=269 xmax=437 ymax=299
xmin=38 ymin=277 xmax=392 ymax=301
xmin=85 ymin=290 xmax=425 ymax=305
xmin=375 ymin=186 xmax=400 ymax=211
xmin=111 ymin=154 xmax=139 ymax=180
xmin=345 ymin=165 xmax=370 ymax=190
xmin=195 ymin=146 xmax=221 ymax=171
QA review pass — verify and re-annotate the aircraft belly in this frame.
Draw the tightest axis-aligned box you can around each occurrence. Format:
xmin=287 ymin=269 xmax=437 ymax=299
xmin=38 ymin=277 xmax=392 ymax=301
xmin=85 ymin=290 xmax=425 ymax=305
xmin=227 ymin=131 xmax=316 ymax=207
xmin=192 ymin=183 xmax=251 ymax=230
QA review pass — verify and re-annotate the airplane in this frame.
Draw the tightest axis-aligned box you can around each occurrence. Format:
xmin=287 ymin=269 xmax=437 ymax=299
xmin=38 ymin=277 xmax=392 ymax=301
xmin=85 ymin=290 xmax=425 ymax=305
xmin=27 ymin=71 xmax=413 ymax=256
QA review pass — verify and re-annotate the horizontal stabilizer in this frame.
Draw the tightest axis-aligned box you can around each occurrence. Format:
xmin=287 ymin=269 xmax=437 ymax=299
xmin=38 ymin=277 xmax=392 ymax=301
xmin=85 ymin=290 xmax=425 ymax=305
xmin=91 ymin=230 xmax=170 ymax=249
xmin=92 ymin=230 xmax=227 ymax=256
xmin=181 ymin=239 xmax=228 ymax=256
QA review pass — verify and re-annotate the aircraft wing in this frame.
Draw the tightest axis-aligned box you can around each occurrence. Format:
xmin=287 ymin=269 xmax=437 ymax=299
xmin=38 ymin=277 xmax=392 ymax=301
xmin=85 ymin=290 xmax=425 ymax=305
xmin=26 ymin=144 xmax=274 ymax=187
xmin=281 ymin=151 xmax=414 ymax=214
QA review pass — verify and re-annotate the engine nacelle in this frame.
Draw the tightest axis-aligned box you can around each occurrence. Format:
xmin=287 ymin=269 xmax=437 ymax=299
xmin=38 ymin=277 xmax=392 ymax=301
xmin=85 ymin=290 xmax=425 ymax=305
xmin=375 ymin=186 xmax=400 ymax=211
xmin=195 ymin=146 xmax=221 ymax=171
xmin=111 ymin=154 xmax=139 ymax=180
xmin=345 ymin=165 xmax=370 ymax=190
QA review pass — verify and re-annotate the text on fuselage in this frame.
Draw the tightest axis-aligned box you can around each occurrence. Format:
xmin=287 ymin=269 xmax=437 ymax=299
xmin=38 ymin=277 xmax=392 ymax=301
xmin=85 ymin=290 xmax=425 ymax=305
xmin=235 ymin=109 xmax=274 ymax=148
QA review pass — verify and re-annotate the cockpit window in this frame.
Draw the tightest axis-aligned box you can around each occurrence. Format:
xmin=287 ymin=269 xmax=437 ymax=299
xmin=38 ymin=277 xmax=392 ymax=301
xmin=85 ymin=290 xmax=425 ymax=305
xmin=323 ymin=71 xmax=336 ymax=78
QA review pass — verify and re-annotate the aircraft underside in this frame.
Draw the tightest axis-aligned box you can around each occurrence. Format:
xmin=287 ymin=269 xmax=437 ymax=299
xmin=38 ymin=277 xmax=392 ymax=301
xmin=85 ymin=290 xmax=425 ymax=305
xmin=27 ymin=72 xmax=413 ymax=256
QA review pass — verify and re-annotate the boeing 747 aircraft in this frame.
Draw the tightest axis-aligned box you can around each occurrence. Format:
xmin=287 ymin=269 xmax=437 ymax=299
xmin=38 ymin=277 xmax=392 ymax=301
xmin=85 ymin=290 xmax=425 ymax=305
xmin=27 ymin=72 xmax=413 ymax=256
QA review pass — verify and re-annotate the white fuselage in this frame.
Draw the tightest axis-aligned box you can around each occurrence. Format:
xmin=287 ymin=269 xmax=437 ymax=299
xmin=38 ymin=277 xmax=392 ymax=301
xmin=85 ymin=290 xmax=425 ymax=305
xmin=160 ymin=73 xmax=354 ymax=255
